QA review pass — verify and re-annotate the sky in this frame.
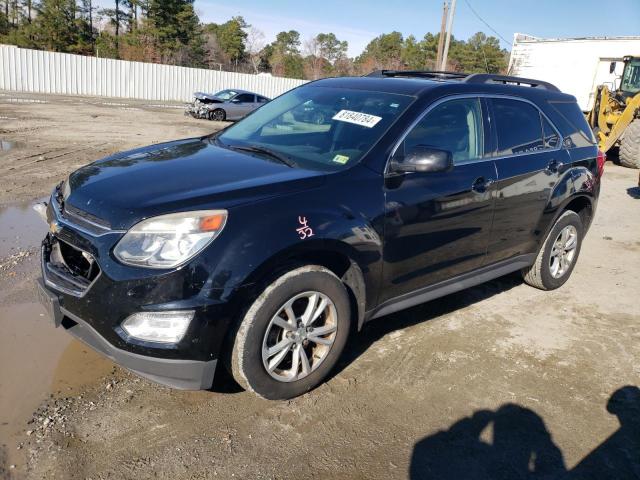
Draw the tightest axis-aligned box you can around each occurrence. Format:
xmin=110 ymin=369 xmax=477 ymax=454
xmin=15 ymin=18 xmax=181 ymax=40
xmin=195 ymin=0 xmax=640 ymax=56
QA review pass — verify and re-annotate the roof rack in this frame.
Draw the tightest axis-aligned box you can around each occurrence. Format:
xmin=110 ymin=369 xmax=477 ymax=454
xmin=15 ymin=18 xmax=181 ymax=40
xmin=464 ymin=73 xmax=560 ymax=92
xmin=366 ymin=70 xmax=560 ymax=92
xmin=366 ymin=70 xmax=469 ymax=80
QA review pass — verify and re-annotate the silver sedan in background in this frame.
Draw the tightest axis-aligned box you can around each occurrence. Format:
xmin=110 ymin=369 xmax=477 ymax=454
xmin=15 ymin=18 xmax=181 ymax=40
xmin=186 ymin=89 xmax=270 ymax=121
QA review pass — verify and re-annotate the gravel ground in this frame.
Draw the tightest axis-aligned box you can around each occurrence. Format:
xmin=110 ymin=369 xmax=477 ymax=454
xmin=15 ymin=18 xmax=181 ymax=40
xmin=0 ymin=91 xmax=639 ymax=480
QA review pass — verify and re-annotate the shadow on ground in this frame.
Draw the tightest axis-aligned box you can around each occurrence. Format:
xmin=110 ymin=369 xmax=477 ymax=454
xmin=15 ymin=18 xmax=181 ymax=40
xmin=409 ymin=386 xmax=640 ymax=480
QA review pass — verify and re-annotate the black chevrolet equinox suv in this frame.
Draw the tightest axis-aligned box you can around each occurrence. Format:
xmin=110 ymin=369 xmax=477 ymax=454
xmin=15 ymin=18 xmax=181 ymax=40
xmin=37 ymin=71 xmax=603 ymax=399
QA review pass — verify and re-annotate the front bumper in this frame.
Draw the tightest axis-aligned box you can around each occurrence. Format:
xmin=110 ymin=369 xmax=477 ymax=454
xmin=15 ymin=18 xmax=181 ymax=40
xmin=37 ymin=278 xmax=217 ymax=390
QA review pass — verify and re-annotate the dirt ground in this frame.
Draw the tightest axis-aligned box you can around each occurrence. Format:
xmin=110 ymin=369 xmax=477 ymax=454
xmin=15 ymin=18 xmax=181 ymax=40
xmin=0 ymin=91 xmax=639 ymax=480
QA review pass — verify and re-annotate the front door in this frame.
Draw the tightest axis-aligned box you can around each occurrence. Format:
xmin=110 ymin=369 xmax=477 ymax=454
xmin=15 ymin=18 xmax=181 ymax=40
xmin=230 ymin=93 xmax=257 ymax=118
xmin=382 ymin=97 xmax=497 ymax=302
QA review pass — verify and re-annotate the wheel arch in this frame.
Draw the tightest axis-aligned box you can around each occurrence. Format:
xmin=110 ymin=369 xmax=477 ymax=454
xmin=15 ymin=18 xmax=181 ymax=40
xmin=234 ymin=239 xmax=368 ymax=332
xmin=561 ymin=194 xmax=594 ymax=230
xmin=535 ymin=192 xmax=594 ymax=251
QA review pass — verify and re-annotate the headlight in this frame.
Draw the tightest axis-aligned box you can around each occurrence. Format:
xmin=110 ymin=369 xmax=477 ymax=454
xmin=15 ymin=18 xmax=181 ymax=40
xmin=114 ymin=210 xmax=227 ymax=268
xmin=121 ymin=310 xmax=194 ymax=343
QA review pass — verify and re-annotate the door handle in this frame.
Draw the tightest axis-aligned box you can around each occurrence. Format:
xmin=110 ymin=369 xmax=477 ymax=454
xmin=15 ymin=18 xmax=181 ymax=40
xmin=546 ymin=159 xmax=564 ymax=173
xmin=471 ymin=176 xmax=494 ymax=193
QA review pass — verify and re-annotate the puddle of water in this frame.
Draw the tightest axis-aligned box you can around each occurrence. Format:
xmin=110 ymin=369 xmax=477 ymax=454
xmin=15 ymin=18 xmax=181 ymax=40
xmin=0 ymin=202 xmax=114 ymax=468
xmin=0 ymin=301 xmax=114 ymax=468
xmin=0 ymin=202 xmax=48 ymax=259
xmin=0 ymin=140 xmax=13 ymax=151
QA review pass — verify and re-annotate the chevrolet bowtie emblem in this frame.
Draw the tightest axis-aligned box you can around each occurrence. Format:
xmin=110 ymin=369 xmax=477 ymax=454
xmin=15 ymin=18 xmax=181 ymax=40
xmin=49 ymin=220 xmax=61 ymax=234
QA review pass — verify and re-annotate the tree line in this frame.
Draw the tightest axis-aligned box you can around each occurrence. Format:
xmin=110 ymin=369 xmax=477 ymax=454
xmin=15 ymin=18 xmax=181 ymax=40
xmin=0 ymin=0 xmax=509 ymax=79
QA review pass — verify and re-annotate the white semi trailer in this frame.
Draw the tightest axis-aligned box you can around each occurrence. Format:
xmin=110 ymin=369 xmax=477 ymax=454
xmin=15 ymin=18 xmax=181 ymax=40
xmin=508 ymin=33 xmax=640 ymax=112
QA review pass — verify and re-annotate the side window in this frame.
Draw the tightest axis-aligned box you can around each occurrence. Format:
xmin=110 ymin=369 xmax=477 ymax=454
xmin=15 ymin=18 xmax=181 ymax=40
xmin=235 ymin=93 xmax=254 ymax=103
xmin=402 ymin=98 xmax=484 ymax=164
xmin=492 ymin=98 xmax=544 ymax=155
xmin=549 ymin=101 xmax=596 ymax=148
xmin=541 ymin=115 xmax=560 ymax=149
xmin=258 ymin=96 xmax=269 ymax=103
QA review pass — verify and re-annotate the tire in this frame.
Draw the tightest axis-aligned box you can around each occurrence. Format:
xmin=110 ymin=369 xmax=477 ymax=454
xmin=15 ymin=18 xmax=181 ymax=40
xmin=230 ymin=266 xmax=351 ymax=400
xmin=522 ymin=211 xmax=584 ymax=290
xmin=619 ymin=119 xmax=640 ymax=169
xmin=209 ymin=108 xmax=226 ymax=122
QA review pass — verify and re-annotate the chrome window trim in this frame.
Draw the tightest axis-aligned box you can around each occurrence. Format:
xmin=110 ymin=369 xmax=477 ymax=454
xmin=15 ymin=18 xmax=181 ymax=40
xmin=490 ymin=95 xmax=563 ymax=157
xmin=386 ymin=93 xmax=565 ymax=174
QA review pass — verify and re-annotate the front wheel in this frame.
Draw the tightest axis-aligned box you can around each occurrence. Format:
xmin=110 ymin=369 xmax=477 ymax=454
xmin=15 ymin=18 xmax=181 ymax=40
xmin=230 ymin=266 xmax=351 ymax=399
xmin=522 ymin=210 xmax=583 ymax=290
xmin=208 ymin=108 xmax=226 ymax=122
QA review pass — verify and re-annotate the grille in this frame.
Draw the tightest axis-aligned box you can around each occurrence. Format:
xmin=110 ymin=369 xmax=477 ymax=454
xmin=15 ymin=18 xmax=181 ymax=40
xmin=51 ymin=182 xmax=112 ymax=235
xmin=43 ymin=236 xmax=101 ymax=297
xmin=63 ymin=203 xmax=111 ymax=232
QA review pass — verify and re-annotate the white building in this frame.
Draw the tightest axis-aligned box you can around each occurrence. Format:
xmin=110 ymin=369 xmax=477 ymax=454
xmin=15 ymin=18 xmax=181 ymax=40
xmin=508 ymin=34 xmax=640 ymax=111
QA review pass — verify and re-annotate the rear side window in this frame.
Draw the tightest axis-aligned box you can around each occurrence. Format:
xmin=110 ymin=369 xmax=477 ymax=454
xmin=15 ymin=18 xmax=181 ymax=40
xmin=235 ymin=94 xmax=255 ymax=102
xmin=258 ymin=96 xmax=269 ymax=103
xmin=403 ymin=97 xmax=484 ymax=164
xmin=492 ymin=98 xmax=544 ymax=155
xmin=542 ymin=116 xmax=561 ymax=149
xmin=548 ymin=101 xmax=596 ymax=147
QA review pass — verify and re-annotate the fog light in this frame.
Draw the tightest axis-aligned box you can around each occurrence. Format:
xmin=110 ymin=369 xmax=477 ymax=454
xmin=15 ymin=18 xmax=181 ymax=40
xmin=121 ymin=311 xmax=194 ymax=344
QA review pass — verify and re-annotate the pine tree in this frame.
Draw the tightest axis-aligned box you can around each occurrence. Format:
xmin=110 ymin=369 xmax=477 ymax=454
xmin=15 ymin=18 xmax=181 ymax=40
xmin=31 ymin=0 xmax=77 ymax=51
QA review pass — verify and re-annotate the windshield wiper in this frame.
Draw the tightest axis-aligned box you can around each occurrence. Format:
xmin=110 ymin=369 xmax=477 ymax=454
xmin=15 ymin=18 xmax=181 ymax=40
xmin=230 ymin=145 xmax=297 ymax=168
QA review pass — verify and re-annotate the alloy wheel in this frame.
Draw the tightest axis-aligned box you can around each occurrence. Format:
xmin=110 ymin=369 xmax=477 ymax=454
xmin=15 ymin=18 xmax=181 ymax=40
xmin=549 ymin=225 xmax=578 ymax=278
xmin=261 ymin=291 xmax=338 ymax=382
xmin=211 ymin=109 xmax=225 ymax=121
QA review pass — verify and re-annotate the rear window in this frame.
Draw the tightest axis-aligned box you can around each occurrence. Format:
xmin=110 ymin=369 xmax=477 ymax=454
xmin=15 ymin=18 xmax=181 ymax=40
xmin=548 ymin=101 xmax=596 ymax=147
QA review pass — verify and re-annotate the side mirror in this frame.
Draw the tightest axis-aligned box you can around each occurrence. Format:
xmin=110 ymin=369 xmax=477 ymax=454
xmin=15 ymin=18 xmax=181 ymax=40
xmin=610 ymin=61 xmax=617 ymax=74
xmin=231 ymin=98 xmax=241 ymax=103
xmin=389 ymin=145 xmax=453 ymax=174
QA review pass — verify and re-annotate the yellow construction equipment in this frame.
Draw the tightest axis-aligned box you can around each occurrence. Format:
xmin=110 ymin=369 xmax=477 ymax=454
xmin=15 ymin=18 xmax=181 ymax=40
xmin=587 ymin=56 xmax=640 ymax=168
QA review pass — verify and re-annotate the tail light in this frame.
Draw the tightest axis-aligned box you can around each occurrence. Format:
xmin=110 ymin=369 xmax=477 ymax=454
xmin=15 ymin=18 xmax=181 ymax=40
xmin=596 ymin=150 xmax=606 ymax=178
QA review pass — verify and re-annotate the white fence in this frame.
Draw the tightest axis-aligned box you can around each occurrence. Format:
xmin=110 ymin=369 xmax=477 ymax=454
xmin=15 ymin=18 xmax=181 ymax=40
xmin=0 ymin=44 xmax=307 ymax=102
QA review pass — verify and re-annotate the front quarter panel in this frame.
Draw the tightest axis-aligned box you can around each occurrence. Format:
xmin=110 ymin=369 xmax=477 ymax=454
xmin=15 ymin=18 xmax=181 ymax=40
xmin=198 ymin=165 xmax=385 ymax=309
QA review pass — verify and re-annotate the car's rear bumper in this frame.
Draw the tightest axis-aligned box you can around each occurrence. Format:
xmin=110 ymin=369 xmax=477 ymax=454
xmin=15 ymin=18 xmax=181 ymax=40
xmin=36 ymin=278 xmax=217 ymax=390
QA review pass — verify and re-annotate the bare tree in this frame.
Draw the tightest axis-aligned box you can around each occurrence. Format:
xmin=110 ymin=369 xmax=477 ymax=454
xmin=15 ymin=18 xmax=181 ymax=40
xmin=303 ymin=36 xmax=323 ymax=80
xmin=245 ymin=26 xmax=265 ymax=74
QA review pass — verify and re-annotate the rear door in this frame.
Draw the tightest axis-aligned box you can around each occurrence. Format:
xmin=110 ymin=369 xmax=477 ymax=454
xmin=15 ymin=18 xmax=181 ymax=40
xmin=485 ymin=96 xmax=568 ymax=264
xmin=382 ymin=97 xmax=497 ymax=302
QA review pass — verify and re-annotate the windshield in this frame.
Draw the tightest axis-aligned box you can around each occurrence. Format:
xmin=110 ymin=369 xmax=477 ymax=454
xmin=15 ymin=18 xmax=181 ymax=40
xmin=215 ymin=89 xmax=238 ymax=100
xmin=621 ymin=59 xmax=640 ymax=94
xmin=217 ymin=85 xmax=414 ymax=171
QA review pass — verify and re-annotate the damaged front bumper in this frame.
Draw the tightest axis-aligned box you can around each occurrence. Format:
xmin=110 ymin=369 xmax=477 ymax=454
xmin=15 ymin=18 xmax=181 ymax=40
xmin=34 ymin=191 xmax=238 ymax=390
xmin=36 ymin=278 xmax=217 ymax=389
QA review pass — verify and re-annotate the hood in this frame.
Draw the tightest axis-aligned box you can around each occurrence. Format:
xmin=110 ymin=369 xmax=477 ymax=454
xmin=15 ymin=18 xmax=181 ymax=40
xmin=194 ymin=92 xmax=223 ymax=102
xmin=65 ymin=138 xmax=325 ymax=230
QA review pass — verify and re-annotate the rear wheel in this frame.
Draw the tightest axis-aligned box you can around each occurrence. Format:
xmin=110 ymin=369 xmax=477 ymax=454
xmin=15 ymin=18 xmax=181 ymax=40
xmin=522 ymin=210 xmax=583 ymax=290
xmin=619 ymin=119 xmax=640 ymax=169
xmin=209 ymin=108 xmax=226 ymax=122
xmin=230 ymin=266 xmax=351 ymax=399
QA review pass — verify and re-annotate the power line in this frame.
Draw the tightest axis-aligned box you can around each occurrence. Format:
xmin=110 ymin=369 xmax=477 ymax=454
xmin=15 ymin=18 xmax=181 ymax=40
xmin=462 ymin=0 xmax=512 ymax=46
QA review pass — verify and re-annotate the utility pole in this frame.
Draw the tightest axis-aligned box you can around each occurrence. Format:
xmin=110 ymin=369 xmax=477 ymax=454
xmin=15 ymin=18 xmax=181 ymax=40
xmin=440 ymin=0 xmax=457 ymax=71
xmin=436 ymin=1 xmax=448 ymax=70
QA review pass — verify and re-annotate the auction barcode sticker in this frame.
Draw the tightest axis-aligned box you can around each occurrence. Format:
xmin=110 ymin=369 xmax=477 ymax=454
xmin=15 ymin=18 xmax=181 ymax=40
xmin=332 ymin=110 xmax=382 ymax=128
